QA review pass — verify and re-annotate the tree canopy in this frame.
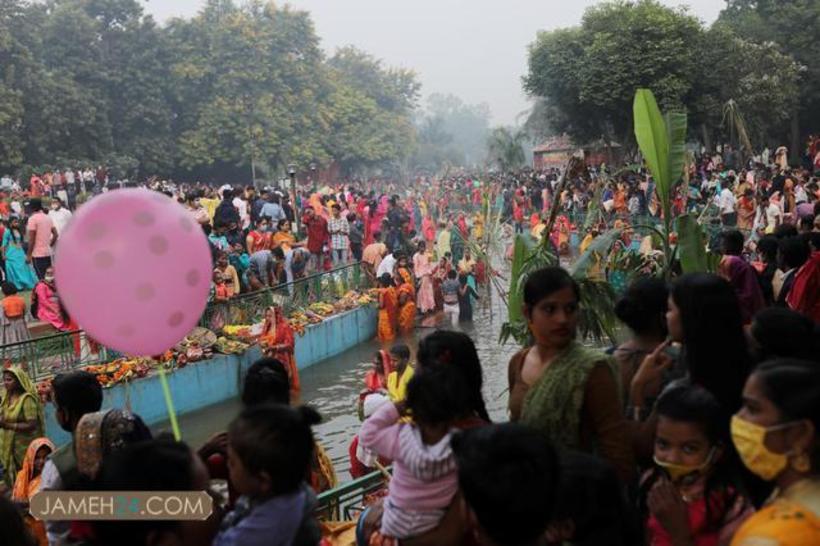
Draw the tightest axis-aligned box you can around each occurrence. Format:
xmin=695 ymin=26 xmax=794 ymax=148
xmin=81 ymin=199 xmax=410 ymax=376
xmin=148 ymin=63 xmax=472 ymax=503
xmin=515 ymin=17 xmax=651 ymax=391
xmin=0 ymin=0 xmax=420 ymax=181
xmin=524 ymin=0 xmax=807 ymax=153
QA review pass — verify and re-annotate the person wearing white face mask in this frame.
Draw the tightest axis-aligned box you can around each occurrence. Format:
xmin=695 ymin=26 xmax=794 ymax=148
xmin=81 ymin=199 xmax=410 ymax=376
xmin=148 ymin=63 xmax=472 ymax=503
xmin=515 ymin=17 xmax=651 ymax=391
xmin=730 ymin=358 xmax=820 ymax=546
xmin=48 ymin=198 xmax=73 ymax=236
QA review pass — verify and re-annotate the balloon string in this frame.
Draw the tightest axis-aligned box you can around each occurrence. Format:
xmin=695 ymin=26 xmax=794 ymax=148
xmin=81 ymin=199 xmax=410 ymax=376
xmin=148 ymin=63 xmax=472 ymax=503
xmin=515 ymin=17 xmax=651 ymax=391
xmin=158 ymin=367 xmax=182 ymax=441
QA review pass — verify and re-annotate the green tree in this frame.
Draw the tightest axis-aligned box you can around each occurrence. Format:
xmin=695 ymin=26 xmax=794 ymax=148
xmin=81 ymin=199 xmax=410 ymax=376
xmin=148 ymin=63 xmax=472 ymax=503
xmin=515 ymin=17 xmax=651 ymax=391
xmin=719 ymin=0 xmax=820 ymax=154
xmin=525 ymin=1 xmax=701 ymax=150
xmin=171 ymin=1 xmax=330 ymax=181
xmin=689 ymin=24 xmax=801 ymax=151
xmin=325 ymin=46 xmax=420 ymax=175
xmin=486 ymin=127 xmax=527 ymax=172
xmin=0 ymin=0 xmax=27 ymax=171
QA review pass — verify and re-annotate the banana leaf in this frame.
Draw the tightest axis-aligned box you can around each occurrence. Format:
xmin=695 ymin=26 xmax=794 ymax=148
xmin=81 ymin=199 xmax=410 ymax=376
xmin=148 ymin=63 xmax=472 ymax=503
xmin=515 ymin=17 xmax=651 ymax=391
xmin=634 ymin=89 xmax=670 ymax=206
xmin=570 ymin=229 xmax=622 ymax=280
xmin=666 ymin=111 xmax=688 ymax=194
xmin=507 ymin=234 xmax=529 ymax=325
xmin=577 ymin=277 xmax=619 ymax=343
xmin=677 ymin=214 xmax=709 ymax=273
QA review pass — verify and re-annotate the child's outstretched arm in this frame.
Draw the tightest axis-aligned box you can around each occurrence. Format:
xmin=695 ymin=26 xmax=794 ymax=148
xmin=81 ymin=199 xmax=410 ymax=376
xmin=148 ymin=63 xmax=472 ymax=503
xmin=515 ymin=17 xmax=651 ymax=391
xmin=358 ymin=402 xmax=402 ymax=460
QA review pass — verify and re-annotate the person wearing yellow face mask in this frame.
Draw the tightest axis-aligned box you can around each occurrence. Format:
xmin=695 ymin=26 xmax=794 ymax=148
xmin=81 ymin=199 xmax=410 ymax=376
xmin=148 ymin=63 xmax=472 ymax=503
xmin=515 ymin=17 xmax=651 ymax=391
xmin=730 ymin=359 xmax=820 ymax=546
xmin=642 ymin=384 xmax=754 ymax=546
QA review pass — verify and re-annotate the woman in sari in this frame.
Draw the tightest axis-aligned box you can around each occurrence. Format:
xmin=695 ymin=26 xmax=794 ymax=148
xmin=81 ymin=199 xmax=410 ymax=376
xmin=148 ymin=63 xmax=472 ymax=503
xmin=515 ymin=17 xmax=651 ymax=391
xmin=729 ymin=359 xmax=820 ymax=546
xmin=451 ymin=222 xmax=465 ymax=264
xmin=458 ymin=247 xmax=479 ymax=300
xmin=472 ymin=213 xmax=484 ymax=242
xmin=421 ymin=214 xmax=436 ymax=248
xmin=364 ymin=350 xmax=392 ymax=391
xmin=1 ymin=217 xmax=37 ymax=291
xmin=395 ymin=254 xmax=415 ymax=300
xmin=435 ymin=221 xmax=451 ymax=259
xmin=260 ymin=305 xmax=300 ymax=403
xmin=377 ymin=273 xmax=398 ymax=343
xmin=613 ymin=183 xmax=628 ymax=216
xmin=246 ymin=219 xmax=271 ymax=255
xmin=31 ymin=267 xmax=69 ymax=331
xmin=507 ymin=267 xmax=633 ymax=482
xmin=737 ymin=189 xmax=756 ymax=231
xmin=413 ymin=242 xmax=436 ymax=314
xmin=0 ymin=367 xmax=44 ymax=488
xmin=397 ymin=277 xmax=417 ymax=335
xmin=271 ymin=219 xmax=299 ymax=252
xmin=11 ymin=437 xmax=54 ymax=546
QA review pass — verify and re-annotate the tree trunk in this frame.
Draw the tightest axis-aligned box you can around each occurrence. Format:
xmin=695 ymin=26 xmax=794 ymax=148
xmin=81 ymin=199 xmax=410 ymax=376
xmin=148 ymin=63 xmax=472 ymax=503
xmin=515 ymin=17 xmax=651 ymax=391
xmin=701 ymin=124 xmax=712 ymax=154
xmin=790 ymin=113 xmax=800 ymax=165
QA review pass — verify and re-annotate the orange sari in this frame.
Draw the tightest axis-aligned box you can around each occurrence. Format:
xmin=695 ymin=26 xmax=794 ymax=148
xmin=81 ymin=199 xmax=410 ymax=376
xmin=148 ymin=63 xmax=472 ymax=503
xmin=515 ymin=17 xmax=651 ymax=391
xmin=397 ymin=267 xmax=415 ymax=298
xmin=261 ymin=306 xmax=300 ymax=401
xmin=272 ymin=231 xmax=296 ymax=252
xmin=397 ymin=283 xmax=416 ymax=334
xmin=378 ymin=287 xmax=398 ymax=342
xmin=12 ymin=437 xmax=54 ymax=546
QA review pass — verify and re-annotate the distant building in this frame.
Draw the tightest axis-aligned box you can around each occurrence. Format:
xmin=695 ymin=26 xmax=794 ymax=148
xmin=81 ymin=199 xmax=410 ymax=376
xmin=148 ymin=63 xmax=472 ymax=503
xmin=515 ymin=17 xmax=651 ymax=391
xmin=533 ymin=134 xmax=619 ymax=169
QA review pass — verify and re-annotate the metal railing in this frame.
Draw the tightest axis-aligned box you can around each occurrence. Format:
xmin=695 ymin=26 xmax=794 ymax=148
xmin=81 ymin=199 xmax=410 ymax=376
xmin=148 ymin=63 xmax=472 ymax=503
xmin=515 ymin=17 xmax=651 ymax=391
xmin=315 ymin=469 xmax=389 ymax=521
xmin=0 ymin=330 xmax=111 ymax=382
xmin=199 ymin=262 xmax=369 ymax=329
xmin=6 ymin=262 xmax=370 ymax=382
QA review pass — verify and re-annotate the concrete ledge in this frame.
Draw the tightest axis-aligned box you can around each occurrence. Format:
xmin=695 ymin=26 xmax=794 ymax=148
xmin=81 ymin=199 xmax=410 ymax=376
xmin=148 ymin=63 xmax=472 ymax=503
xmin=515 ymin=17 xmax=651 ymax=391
xmin=45 ymin=305 xmax=378 ymax=445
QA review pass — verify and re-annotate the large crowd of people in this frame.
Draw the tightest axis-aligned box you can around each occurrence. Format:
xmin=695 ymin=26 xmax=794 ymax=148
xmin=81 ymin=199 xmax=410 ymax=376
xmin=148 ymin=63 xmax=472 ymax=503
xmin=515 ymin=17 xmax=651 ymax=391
xmin=0 ymin=137 xmax=819 ymax=546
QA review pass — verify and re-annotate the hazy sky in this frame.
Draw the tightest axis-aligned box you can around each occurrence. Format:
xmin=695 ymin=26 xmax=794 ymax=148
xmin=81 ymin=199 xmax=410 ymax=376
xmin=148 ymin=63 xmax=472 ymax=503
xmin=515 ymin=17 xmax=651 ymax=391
xmin=142 ymin=0 xmax=723 ymax=125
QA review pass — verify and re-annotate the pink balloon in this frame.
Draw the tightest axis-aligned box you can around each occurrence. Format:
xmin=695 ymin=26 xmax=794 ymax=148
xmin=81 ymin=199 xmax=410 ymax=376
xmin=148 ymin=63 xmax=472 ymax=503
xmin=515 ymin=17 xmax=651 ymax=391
xmin=54 ymin=189 xmax=212 ymax=356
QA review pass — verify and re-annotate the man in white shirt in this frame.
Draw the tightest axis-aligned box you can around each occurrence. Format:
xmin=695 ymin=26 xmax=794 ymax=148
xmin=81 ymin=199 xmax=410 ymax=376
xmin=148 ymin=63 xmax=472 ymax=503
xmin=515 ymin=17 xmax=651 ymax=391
xmin=376 ymin=251 xmax=397 ymax=278
xmin=49 ymin=198 xmax=73 ymax=235
xmin=719 ymin=185 xmax=737 ymax=226
xmin=765 ymin=198 xmax=783 ymax=231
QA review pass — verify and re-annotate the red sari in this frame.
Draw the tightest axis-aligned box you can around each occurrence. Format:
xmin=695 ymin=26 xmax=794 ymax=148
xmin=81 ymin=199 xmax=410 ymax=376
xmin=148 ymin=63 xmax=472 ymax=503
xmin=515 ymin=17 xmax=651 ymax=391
xmin=261 ymin=306 xmax=300 ymax=401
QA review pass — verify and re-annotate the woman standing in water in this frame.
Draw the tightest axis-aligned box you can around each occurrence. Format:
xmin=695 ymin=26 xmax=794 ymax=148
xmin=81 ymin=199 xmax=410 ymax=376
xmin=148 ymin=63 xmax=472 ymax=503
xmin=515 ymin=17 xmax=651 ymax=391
xmin=413 ymin=241 xmax=437 ymax=315
xmin=260 ymin=305 xmax=300 ymax=403
xmin=377 ymin=273 xmax=398 ymax=343
xmin=507 ymin=267 xmax=633 ymax=482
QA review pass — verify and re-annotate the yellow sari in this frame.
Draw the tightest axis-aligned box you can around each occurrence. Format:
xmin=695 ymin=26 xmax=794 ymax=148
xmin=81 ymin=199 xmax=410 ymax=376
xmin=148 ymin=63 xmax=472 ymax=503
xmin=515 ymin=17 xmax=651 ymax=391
xmin=0 ymin=367 xmax=43 ymax=487
xmin=387 ymin=365 xmax=415 ymax=402
xmin=731 ymin=478 xmax=820 ymax=546
xmin=199 ymin=198 xmax=219 ymax=222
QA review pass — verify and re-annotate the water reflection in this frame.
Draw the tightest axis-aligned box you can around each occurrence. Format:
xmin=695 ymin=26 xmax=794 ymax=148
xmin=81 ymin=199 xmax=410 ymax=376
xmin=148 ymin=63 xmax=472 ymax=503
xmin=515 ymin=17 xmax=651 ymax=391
xmin=155 ymin=287 xmax=518 ymax=479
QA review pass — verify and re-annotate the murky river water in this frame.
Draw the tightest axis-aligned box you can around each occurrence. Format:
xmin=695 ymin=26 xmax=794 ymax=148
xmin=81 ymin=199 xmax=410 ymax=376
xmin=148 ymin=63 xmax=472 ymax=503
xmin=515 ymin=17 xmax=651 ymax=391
xmin=155 ymin=286 xmax=518 ymax=479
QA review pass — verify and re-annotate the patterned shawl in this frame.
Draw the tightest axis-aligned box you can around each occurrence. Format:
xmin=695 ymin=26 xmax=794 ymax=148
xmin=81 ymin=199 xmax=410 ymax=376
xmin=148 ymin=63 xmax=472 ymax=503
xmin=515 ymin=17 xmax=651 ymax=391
xmin=519 ymin=341 xmax=614 ymax=449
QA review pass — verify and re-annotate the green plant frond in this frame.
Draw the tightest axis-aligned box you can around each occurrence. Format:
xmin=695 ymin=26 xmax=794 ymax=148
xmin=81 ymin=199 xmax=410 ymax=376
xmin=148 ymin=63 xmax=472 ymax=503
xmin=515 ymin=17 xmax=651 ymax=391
xmin=577 ymin=277 xmax=618 ymax=344
xmin=665 ymin=111 xmax=688 ymax=192
xmin=677 ymin=214 xmax=709 ymax=273
xmin=633 ymin=89 xmax=669 ymax=201
xmin=571 ymin=229 xmax=622 ymax=280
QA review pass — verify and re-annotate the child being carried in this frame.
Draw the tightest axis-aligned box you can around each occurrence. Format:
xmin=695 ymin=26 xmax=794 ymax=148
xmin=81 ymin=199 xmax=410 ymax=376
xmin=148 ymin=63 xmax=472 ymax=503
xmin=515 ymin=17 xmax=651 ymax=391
xmin=358 ymin=365 xmax=472 ymax=539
